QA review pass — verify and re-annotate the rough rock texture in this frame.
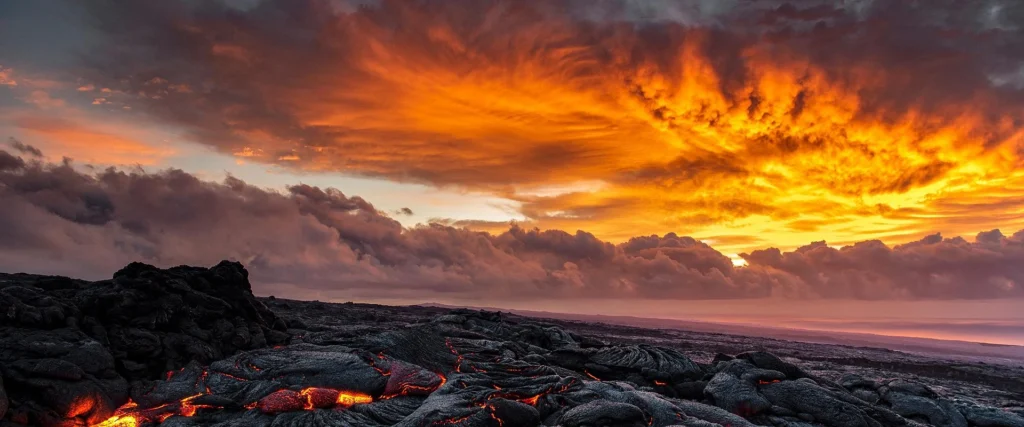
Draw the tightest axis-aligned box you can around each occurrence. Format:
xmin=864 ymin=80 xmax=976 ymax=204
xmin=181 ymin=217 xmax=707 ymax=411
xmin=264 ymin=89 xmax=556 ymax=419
xmin=1 ymin=261 xmax=1023 ymax=427
xmin=0 ymin=261 xmax=287 ymax=426
xmin=0 ymin=374 xmax=7 ymax=420
xmin=877 ymin=379 xmax=967 ymax=427
xmin=760 ymin=380 xmax=882 ymax=427
xmin=954 ymin=402 xmax=1024 ymax=427
xmin=704 ymin=359 xmax=781 ymax=416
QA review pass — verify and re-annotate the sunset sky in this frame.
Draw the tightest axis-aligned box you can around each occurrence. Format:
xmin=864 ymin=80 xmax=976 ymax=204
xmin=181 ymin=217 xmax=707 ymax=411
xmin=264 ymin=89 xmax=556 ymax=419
xmin=2 ymin=0 xmax=1024 ymax=342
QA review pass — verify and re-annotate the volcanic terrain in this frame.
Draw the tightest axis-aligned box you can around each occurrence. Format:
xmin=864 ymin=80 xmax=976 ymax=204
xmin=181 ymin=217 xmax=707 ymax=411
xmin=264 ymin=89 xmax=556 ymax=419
xmin=1 ymin=261 xmax=1022 ymax=427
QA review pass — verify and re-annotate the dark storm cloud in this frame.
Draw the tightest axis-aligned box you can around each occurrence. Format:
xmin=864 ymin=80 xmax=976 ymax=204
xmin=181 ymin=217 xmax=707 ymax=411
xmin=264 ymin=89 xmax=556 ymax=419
xmin=1 ymin=149 xmax=1022 ymax=300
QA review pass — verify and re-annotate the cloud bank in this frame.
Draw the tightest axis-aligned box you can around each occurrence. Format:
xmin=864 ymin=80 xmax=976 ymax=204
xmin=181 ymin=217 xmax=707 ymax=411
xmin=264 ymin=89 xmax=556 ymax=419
xmin=2 ymin=148 xmax=1022 ymax=301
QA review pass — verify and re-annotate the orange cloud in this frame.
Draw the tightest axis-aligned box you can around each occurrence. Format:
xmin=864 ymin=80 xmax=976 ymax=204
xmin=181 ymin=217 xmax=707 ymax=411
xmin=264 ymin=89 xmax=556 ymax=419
xmin=75 ymin=1 xmax=1024 ymax=255
xmin=0 ymin=65 xmax=16 ymax=86
xmin=23 ymin=90 xmax=66 ymax=109
xmin=14 ymin=116 xmax=175 ymax=166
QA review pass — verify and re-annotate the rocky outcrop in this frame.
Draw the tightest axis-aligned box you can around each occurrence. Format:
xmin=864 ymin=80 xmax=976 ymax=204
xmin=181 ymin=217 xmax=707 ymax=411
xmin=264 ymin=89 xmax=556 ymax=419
xmin=0 ymin=261 xmax=287 ymax=426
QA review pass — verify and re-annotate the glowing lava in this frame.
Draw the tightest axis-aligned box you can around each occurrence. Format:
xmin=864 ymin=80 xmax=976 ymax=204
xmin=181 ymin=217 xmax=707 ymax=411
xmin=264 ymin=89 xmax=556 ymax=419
xmin=87 ymin=354 xmax=449 ymax=427
xmin=93 ymin=414 xmax=139 ymax=427
xmin=258 ymin=388 xmax=373 ymax=414
xmin=92 ymin=400 xmax=140 ymax=427
xmin=90 ymin=386 xmax=374 ymax=426
xmin=88 ymin=348 xmax=518 ymax=426
xmin=336 ymin=391 xmax=373 ymax=407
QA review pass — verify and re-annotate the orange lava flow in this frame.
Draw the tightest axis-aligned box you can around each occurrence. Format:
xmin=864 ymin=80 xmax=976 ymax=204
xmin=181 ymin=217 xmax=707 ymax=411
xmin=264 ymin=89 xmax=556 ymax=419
xmin=91 ymin=400 xmax=140 ymax=427
xmin=90 ymin=386 xmax=374 ymax=426
xmin=93 ymin=414 xmax=139 ymax=427
xmin=335 ymin=391 xmax=373 ymax=406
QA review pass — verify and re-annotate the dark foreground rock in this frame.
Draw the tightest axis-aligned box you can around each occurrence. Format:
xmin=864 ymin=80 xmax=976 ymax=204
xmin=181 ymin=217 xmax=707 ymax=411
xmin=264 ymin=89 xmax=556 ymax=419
xmin=1 ymin=261 xmax=1022 ymax=427
xmin=0 ymin=261 xmax=287 ymax=425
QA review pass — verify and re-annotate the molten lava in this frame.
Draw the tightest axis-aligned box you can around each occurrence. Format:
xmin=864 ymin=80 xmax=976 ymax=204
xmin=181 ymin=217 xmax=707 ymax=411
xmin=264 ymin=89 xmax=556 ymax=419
xmin=92 ymin=400 xmax=139 ymax=427
xmin=87 ymin=353 xmax=451 ymax=427
xmin=87 ymin=344 xmax=535 ymax=426
xmin=91 ymin=386 xmax=375 ymax=426
xmin=258 ymin=388 xmax=373 ymax=414
xmin=336 ymin=391 xmax=374 ymax=407
xmin=93 ymin=414 xmax=139 ymax=427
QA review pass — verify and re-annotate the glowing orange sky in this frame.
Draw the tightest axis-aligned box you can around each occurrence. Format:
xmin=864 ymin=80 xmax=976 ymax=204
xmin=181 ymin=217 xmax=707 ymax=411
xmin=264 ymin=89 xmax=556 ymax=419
xmin=3 ymin=0 xmax=1024 ymax=262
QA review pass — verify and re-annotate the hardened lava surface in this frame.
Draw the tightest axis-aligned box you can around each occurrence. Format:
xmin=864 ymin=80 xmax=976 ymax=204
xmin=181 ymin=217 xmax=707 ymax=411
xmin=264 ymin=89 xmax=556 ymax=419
xmin=2 ymin=262 xmax=1023 ymax=427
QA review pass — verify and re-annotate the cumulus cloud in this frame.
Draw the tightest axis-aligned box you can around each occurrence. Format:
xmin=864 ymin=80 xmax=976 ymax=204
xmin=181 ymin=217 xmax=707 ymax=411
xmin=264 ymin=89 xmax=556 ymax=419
xmin=1 ymin=149 xmax=1022 ymax=301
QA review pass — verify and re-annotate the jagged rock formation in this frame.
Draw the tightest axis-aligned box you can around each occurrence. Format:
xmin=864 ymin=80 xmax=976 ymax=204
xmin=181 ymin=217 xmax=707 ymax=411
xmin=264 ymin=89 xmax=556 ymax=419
xmin=1 ymin=262 xmax=1022 ymax=427
xmin=0 ymin=261 xmax=287 ymax=425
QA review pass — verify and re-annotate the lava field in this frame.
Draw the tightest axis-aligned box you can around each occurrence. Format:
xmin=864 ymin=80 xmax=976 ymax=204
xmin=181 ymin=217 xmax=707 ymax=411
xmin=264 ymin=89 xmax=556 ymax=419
xmin=1 ymin=261 xmax=1023 ymax=427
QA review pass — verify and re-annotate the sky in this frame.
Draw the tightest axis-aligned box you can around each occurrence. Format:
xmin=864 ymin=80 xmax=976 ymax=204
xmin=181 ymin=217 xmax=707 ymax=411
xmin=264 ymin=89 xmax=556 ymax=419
xmin=2 ymin=0 xmax=1024 ymax=343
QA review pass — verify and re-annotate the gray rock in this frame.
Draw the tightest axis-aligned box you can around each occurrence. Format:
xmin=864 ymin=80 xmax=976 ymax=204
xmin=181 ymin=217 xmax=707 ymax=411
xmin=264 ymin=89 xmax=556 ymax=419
xmin=760 ymin=380 xmax=881 ymax=427
xmin=852 ymin=389 xmax=881 ymax=404
xmin=673 ymin=398 xmax=758 ymax=427
xmin=736 ymin=351 xmax=809 ymax=380
xmin=704 ymin=360 xmax=783 ymax=416
xmin=557 ymin=399 xmax=649 ymax=427
xmin=766 ymin=415 xmax=820 ymax=427
xmin=705 ymin=370 xmax=771 ymax=416
xmin=547 ymin=343 xmax=705 ymax=394
xmin=880 ymin=380 xmax=938 ymax=399
xmin=955 ymin=402 xmax=1024 ymax=427
xmin=841 ymin=374 xmax=878 ymax=390
xmin=883 ymin=391 xmax=965 ymax=427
